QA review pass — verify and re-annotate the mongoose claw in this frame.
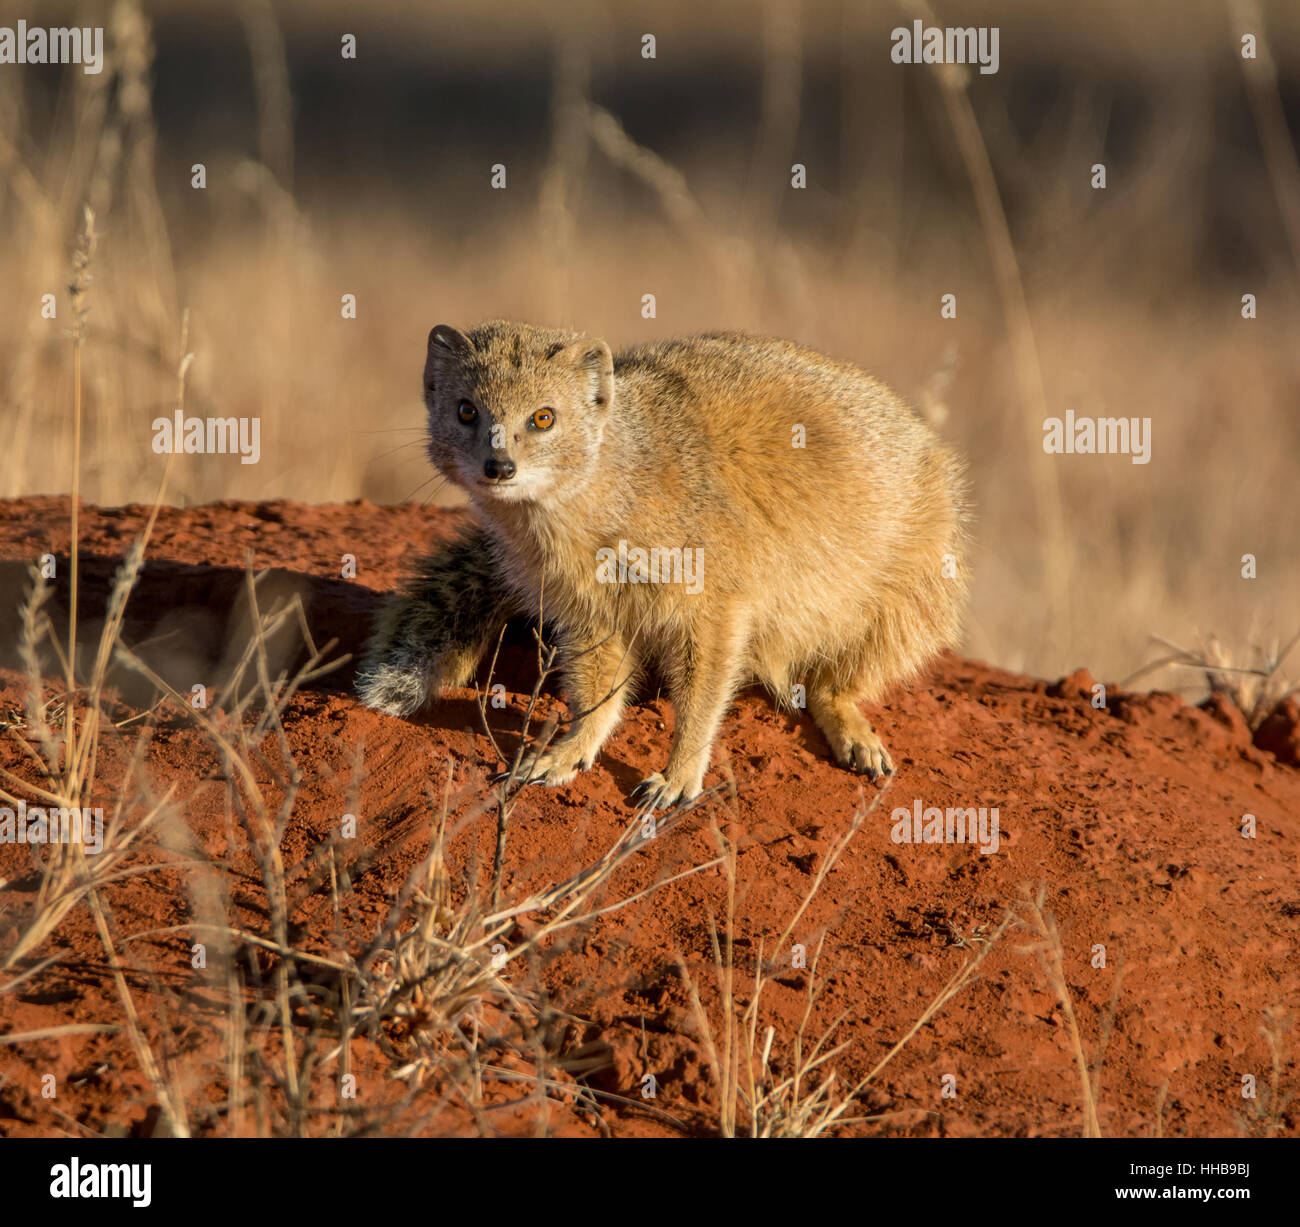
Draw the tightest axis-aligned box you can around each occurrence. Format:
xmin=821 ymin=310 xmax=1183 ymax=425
xmin=629 ymin=772 xmax=693 ymax=812
xmin=847 ymin=738 xmax=894 ymax=782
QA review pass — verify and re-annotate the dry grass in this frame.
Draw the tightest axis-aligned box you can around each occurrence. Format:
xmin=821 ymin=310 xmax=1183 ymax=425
xmin=0 ymin=207 xmax=194 ymax=1135
xmin=1124 ymin=629 xmax=1299 ymax=730
xmin=1236 ymin=1005 xmax=1292 ymax=1137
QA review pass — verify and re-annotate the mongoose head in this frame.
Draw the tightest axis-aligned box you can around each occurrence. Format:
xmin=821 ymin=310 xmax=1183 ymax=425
xmin=424 ymin=321 xmax=614 ymax=506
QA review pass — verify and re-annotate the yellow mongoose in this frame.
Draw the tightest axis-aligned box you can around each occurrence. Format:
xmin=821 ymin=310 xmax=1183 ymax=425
xmin=357 ymin=321 xmax=969 ymax=808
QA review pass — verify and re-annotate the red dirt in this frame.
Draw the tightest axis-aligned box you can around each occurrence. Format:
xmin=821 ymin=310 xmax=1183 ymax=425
xmin=1 ymin=496 xmax=1297 ymax=1138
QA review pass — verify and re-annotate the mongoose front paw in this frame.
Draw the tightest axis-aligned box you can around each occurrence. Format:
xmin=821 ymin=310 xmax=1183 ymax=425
xmin=628 ymin=771 xmax=700 ymax=812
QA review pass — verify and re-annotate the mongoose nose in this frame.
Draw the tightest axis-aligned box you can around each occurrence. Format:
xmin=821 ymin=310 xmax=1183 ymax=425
xmin=484 ymin=457 xmax=516 ymax=480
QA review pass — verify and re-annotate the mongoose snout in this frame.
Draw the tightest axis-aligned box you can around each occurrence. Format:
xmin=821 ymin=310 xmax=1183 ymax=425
xmin=356 ymin=320 xmax=969 ymax=810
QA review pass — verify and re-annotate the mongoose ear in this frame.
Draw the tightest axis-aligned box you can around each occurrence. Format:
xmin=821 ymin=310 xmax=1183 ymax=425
xmin=426 ymin=325 xmax=470 ymax=397
xmin=571 ymin=339 xmax=614 ymax=410
xmin=428 ymin=325 xmax=471 ymax=357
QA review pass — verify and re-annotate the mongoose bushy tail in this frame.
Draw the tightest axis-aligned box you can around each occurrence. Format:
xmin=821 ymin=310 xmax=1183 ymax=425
xmin=357 ymin=524 xmax=522 ymax=716
xmin=356 ymin=321 xmax=969 ymax=808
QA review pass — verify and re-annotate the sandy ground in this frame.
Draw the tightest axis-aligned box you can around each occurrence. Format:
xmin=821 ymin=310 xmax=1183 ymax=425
xmin=0 ymin=497 xmax=1297 ymax=1138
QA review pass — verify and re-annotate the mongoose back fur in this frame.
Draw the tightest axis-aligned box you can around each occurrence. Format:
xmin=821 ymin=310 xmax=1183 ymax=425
xmin=356 ymin=321 xmax=969 ymax=808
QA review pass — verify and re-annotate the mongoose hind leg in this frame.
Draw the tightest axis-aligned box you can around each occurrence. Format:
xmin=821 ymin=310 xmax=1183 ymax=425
xmin=529 ymin=628 xmax=639 ymax=787
xmin=355 ymin=527 xmax=517 ymax=717
xmin=807 ymin=666 xmax=895 ymax=784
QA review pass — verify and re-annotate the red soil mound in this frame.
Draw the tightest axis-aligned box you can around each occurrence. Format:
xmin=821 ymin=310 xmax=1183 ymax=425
xmin=1 ymin=498 xmax=1296 ymax=1138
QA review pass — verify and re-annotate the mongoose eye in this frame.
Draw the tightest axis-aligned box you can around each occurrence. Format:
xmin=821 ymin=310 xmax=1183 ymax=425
xmin=532 ymin=407 xmax=556 ymax=430
xmin=457 ymin=400 xmax=478 ymax=424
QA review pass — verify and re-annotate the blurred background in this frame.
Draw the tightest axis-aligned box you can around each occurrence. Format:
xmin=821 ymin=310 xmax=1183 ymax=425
xmin=1 ymin=0 xmax=1297 ymax=690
